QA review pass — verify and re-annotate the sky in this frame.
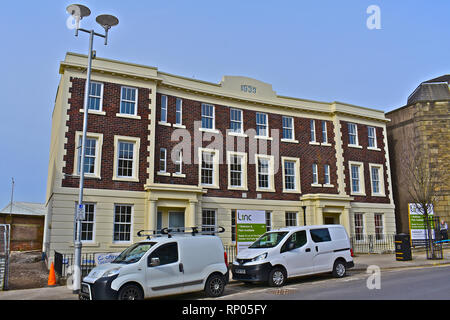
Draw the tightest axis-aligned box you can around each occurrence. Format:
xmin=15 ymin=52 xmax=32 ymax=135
xmin=0 ymin=0 xmax=449 ymax=207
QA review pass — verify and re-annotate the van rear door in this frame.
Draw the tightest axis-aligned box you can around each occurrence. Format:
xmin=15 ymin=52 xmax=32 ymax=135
xmin=310 ymin=228 xmax=334 ymax=273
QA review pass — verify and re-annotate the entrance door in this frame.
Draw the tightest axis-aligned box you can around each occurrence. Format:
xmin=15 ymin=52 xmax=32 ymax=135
xmin=324 ymin=214 xmax=339 ymax=225
xmin=169 ymin=212 xmax=185 ymax=229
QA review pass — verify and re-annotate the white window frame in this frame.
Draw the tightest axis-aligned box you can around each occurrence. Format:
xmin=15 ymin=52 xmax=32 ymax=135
xmin=369 ymin=163 xmax=385 ymax=197
xmin=201 ymin=209 xmax=217 ymax=234
xmin=281 ymin=116 xmax=297 ymax=142
xmin=159 ymin=148 xmax=167 ymax=173
xmin=87 ymin=81 xmax=104 ymax=112
xmin=310 ymin=120 xmax=316 ymax=143
xmin=322 ymin=121 xmax=328 ymax=144
xmin=73 ymin=131 xmax=103 ymax=180
xmin=198 ymin=148 xmax=220 ymax=188
xmin=324 ymin=164 xmax=333 ymax=187
xmin=349 ymin=161 xmax=365 ymax=196
xmin=285 ymin=212 xmax=298 ymax=227
xmin=255 ymin=154 xmax=275 ymax=192
xmin=282 ymin=157 xmax=301 ymax=193
xmin=119 ymin=86 xmax=138 ymax=117
xmin=113 ymin=204 xmax=133 ymax=244
xmin=229 ymin=108 xmax=243 ymax=134
xmin=227 ymin=151 xmax=248 ymax=190
xmin=311 ymin=163 xmax=321 ymax=187
xmin=174 ymin=150 xmax=183 ymax=176
xmin=201 ymin=103 xmax=216 ymax=130
xmin=367 ymin=126 xmax=380 ymax=150
xmin=256 ymin=112 xmax=269 ymax=138
xmin=79 ymin=202 xmax=96 ymax=243
xmin=113 ymin=135 xmax=140 ymax=182
xmin=354 ymin=213 xmax=365 ymax=241
xmin=175 ymin=98 xmax=184 ymax=126
xmin=160 ymin=95 xmax=168 ymax=123
xmin=374 ymin=213 xmax=384 ymax=241
xmin=348 ymin=122 xmax=361 ymax=148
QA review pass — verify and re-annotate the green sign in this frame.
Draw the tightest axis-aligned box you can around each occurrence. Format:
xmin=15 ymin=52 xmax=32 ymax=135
xmin=236 ymin=210 xmax=266 ymax=253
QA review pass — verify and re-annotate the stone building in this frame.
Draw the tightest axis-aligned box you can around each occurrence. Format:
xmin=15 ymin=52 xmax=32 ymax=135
xmin=44 ymin=52 xmax=396 ymax=258
xmin=386 ymin=75 xmax=450 ymax=233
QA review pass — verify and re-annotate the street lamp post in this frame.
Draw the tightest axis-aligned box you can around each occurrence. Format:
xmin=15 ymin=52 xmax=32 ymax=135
xmin=66 ymin=4 xmax=119 ymax=294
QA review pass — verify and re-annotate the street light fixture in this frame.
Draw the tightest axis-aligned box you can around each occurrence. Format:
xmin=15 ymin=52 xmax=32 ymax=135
xmin=66 ymin=4 xmax=119 ymax=294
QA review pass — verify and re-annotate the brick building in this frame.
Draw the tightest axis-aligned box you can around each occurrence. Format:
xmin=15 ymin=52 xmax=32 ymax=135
xmin=386 ymin=75 xmax=450 ymax=233
xmin=44 ymin=52 xmax=396 ymax=257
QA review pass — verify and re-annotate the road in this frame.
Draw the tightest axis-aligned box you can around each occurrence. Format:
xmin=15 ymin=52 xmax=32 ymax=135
xmin=1 ymin=265 xmax=448 ymax=300
xmin=201 ymin=265 xmax=450 ymax=300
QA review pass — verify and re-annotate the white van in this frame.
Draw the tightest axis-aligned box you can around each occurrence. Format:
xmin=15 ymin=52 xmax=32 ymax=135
xmin=79 ymin=227 xmax=229 ymax=300
xmin=231 ymin=225 xmax=354 ymax=287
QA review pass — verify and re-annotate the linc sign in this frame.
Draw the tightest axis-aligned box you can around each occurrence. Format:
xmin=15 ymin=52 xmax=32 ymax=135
xmin=236 ymin=210 xmax=266 ymax=253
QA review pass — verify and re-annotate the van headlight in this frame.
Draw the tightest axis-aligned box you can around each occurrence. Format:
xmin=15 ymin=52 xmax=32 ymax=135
xmin=251 ymin=253 xmax=268 ymax=262
xmin=102 ymin=268 xmax=120 ymax=278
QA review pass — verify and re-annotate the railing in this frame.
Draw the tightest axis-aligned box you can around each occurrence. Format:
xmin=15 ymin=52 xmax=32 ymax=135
xmin=350 ymin=234 xmax=396 ymax=254
xmin=224 ymin=245 xmax=237 ymax=265
xmin=54 ymin=251 xmax=97 ymax=279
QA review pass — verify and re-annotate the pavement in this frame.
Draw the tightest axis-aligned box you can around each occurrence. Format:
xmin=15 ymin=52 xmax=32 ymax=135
xmin=0 ymin=248 xmax=449 ymax=300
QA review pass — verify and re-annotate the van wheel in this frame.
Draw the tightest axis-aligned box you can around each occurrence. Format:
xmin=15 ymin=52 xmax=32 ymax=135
xmin=118 ymin=284 xmax=144 ymax=300
xmin=205 ymin=274 xmax=225 ymax=297
xmin=332 ymin=260 xmax=347 ymax=278
xmin=268 ymin=267 xmax=286 ymax=287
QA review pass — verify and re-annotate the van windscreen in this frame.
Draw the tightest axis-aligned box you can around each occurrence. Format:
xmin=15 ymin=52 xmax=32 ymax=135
xmin=113 ymin=242 xmax=156 ymax=264
xmin=249 ymin=232 xmax=288 ymax=248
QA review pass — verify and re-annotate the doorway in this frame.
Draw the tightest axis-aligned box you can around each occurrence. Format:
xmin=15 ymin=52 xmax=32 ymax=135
xmin=324 ymin=213 xmax=339 ymax=225
xmin=168 ymin=212 xmax=185 ymax=229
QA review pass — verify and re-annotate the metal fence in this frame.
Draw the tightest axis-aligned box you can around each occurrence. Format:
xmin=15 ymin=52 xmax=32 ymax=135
xmin=224 ymin=245 xmax=237 ymax=265
xmin=0 ymin=225 xmax=11 ymax=290
xmin=54 ymin=251 xmax=97 ymax=279
xmin=350 ymin=234 xmax=396 ymax=254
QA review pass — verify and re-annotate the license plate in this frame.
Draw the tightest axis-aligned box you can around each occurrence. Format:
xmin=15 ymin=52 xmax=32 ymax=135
xmin=235 ymin=269 xmax=246 ymax=274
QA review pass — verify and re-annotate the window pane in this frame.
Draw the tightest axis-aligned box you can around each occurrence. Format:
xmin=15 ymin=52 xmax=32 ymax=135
xmin=282 ymin=116 xmax=293 ymax=140
xmin=176 ymin=98 xmax=182 ymax=124
xmin=121 ymin=87 xmax=137 ymax=115
xmin=114 ymin=205 xmax=132 ymax=242
xmin=348 ymin=123 xmax=357 ymax=145
xmin=160 ymin=95 xmax=167 ymax=122
xmin=258 ymin=158 xmax=269 ymax=188
xmin=118 ymin=142 xmax=134 ymax=177
xmin=284 ymin=161 xmax=296 ymax=190
xmin=310 ymin=228 xmax=331 ymax=242
xmin=201 ymin=152 xmax=214 ymax=185
xmin=202 ymin=209 xmax=216 ymax=234
xmin=351 ymin=165 xmax=360 ymax=192
xmin=149 ymin=243 xmax=178 ymax=265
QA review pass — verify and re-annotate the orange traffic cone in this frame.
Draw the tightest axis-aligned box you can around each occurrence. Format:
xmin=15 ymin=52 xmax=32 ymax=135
xmin=47 ymin=262 xmax=57 ymax=287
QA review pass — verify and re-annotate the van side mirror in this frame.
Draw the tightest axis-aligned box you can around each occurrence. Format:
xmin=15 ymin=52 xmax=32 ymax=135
xmin=287 ymin=242 xmax=295 ymax=251
xmin=149 ymin=257 xmax=160 ymax=267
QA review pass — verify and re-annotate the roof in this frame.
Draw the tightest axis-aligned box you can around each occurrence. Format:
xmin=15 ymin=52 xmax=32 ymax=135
xmin=0 ymin=202 xmax=46 ymax=216
xmin=407 ymin=75 xmax=450 ymax=104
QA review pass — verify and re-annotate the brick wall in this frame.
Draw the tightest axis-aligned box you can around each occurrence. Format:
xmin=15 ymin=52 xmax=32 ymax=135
xmin=154 ymin=93 xmax=339 ymax=200
xmin=340 ymin=121 xmax=390 ymax=204
xmin=62 ymin=78 xmax=151 ymax=191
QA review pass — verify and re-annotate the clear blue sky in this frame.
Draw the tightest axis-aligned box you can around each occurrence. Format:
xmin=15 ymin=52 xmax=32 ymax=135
xmin=0 ymin=0 xmax=449 ymax=206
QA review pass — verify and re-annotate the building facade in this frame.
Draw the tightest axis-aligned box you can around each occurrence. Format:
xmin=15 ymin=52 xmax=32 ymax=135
xmin=386 ymin=75 xmax=450 ymax=233
xmin=44 ymin=52 xmax=396 ymax=257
